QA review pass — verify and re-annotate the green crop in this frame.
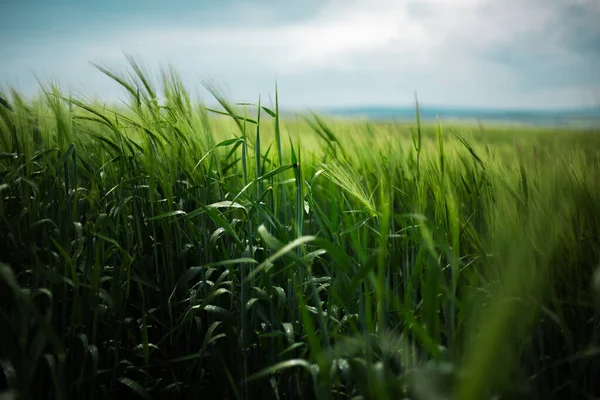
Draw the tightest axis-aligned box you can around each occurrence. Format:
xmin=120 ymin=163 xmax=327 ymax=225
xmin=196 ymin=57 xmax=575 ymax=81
xmin=1 ymin=59 xmax=599 ymax=400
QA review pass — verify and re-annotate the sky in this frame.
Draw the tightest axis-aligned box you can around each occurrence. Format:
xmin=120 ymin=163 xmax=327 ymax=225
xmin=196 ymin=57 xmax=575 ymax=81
xmin=1 ymin=0 xmax=599 ymax=109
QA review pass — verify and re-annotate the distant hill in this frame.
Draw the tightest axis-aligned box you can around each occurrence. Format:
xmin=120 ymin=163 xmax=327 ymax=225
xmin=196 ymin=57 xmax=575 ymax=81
xmin=313 ymin=105 xmax=600 ymax=127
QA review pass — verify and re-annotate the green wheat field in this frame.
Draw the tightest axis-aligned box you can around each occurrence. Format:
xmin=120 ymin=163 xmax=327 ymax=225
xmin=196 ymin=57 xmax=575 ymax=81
xmin=1 ymin=60 xmax=600 ymax=400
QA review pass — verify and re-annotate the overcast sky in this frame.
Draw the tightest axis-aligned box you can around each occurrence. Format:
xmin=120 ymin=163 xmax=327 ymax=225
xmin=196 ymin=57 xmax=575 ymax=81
xmin=1 ymin=0 xmax=599 ymax=109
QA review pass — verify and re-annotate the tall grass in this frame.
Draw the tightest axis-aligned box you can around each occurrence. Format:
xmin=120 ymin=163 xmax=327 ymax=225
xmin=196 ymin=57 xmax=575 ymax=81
xmin=1 ymin=60 xmax=600 ymax=399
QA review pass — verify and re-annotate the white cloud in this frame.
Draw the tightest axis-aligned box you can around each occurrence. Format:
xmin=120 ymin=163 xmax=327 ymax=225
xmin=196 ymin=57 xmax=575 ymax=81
xmin=1 ymin=0 xmax=598 ymax=108
xmin=85 ymin=0 xmax=564 ymax=75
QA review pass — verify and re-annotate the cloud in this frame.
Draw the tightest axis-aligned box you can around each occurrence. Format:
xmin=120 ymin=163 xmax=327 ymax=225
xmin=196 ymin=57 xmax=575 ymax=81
xmin=1 ymin=0 xmax=598 ymax=108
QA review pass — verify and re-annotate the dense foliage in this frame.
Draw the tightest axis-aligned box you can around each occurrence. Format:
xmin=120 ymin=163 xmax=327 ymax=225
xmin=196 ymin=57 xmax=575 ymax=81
xmin=1 ymin=61 xmax=600 ymax=399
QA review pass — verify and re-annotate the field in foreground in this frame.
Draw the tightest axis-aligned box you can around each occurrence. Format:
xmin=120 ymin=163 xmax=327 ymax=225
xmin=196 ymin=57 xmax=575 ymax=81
xmin=1 ymin=63 xmax=600 ymax=400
